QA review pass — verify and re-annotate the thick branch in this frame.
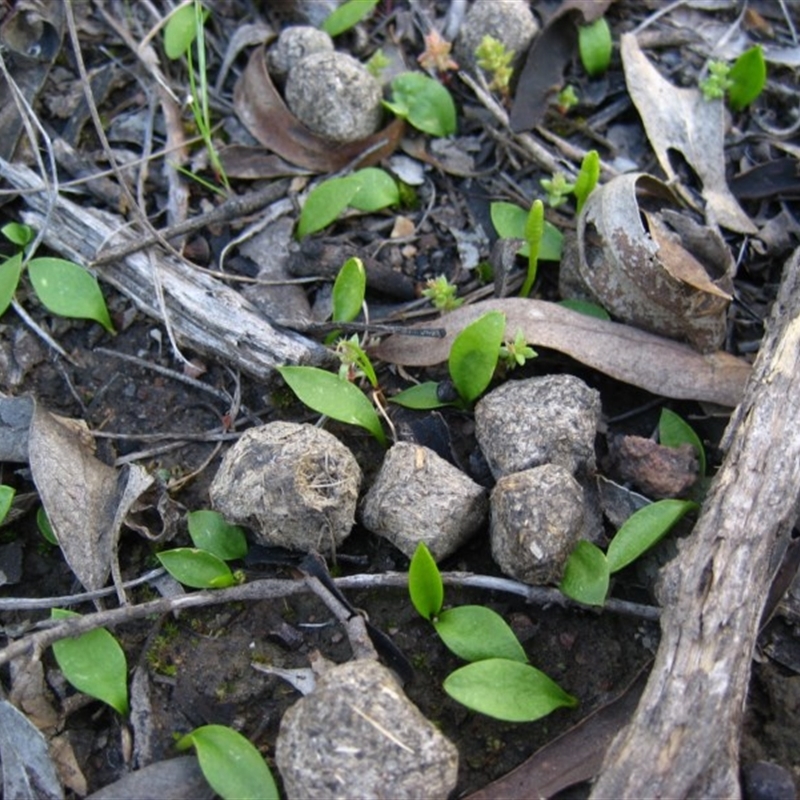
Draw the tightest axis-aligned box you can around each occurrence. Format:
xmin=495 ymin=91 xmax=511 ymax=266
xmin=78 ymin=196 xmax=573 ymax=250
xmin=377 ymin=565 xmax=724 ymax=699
xmin=591 ymin=247 xmax=800 ymax=798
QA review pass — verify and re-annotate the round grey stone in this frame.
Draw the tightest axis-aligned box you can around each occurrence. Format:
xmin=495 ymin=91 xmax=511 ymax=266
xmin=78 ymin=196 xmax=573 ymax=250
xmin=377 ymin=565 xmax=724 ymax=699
xmin=455 ymin=0 xmax=539 ymax=74
xmin=490 ymin=464 xmax=585 ymax=585
xmin=475 ymin=374 xmax=601 ymax=480
xmin=268 ymin=26 xmax=334 ymax=81
xmin=276 ymin=659 xmax=459 ymax=799
xmin=209 ymin=421 xmax=361 ymax=554
xmin=284 ymin=51 xmax=383 ymax=142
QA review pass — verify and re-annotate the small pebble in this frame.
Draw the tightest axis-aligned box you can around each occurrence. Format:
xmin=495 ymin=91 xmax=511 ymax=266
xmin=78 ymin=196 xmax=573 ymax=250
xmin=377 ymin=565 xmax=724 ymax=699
xmin=268 ymin=26 xmax=334 ymax=81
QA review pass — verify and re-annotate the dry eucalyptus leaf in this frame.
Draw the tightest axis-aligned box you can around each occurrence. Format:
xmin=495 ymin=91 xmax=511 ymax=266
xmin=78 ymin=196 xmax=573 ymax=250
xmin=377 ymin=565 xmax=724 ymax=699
xmin=371 ymin=298 xmax=750 ymax=407
xmin=28 ymin=404 xmax=153 ymax=591
xmin=233 ymin=45 xmax=403 ymax=173
xmin=620 ymin=33 xmax=757 ymax=235
xmin=576 ymin=173 xmax=734 ymax=351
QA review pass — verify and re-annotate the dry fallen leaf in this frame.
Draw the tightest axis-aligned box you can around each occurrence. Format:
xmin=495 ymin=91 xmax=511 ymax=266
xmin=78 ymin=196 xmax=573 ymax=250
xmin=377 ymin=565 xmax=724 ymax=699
xmin=371 ymin=298 xmax=750 ymax=407
xmin=234 ymin=45 xmax=404 ymax=173
xmin=620 ymin=33 xmax=757 ymax=234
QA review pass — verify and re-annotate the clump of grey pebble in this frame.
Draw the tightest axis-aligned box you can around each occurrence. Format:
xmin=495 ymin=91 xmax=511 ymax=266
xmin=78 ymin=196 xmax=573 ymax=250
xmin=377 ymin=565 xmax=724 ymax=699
xmin=360 ymin=442 xmax=488 ymax=561
xmin=490 ymin=464 xmax=587 ymax=584
xmin=268 ymin=25 xmax=334 ymax=81
xmin=276 ymin=659 xmax=459 ymax=799
xmin=284 ymin=51 xmax=383 ymax=142
xmin=209 ymin=421 xmax=361 ymax=554
xmin=455 ymin=0 xmax=539 ymax=74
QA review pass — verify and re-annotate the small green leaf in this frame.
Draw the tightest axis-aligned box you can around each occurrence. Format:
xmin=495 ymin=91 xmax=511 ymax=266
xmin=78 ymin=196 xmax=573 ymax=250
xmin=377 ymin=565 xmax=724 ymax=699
xmin=435 ymin=606 xmax=527 ymax=663
xmin=348 ymin=168 xmax=399 ymax=212
xmin=558 ymin=299 xmax=610 ymax=320
xmin=408 ymin=542 xmax=444 ymax=620
xmin=163 ymin=3 xmax=199 ymax=60
xmin=578 ymin=17 xmax=612 ymax=77
xmin=176 ymin=724 xmax=278 ymax=800
xmin=51 ymin=609 xmax=129 ymax=716
xmin=489 ymin=202 xmax=563 ymax=261
xmin=37 ymin=506 xmax=58 ymax=546
xmin=606 ymin=499 xmax=698 ymax=574
xmin=659 ymin=408 xmax=706 ymax=477
xmin=443 ymin=659 xmax=578 ymax=722
xmin=385 ymin=72 xmax=456 ymax=137
xmin=573 ymin=150 xmax=600 ymax=214
xmin=0 ymin=485 xmax=14 ymax=525
xmin=332 ymin=257 xmax=366 ymax=324
xmin=187 ymin=510 xmax=247 ymax=561
xmin=321 ymin=0 xmax=379 ymax=37
xmin=728 ymin=45 xmax=766 ymax=111
xmin=520 ymin=199 xmax=544 ymax=297
xmin=27 ymin=257 xmax=114 ymax=333
xmin=389 ymin=382 xmax=449 ymax=410
xmin=559 ymin=541 xmax=610 ymax=606
xmin=448 ymin=311 xmax=505 ymax=404
xmin=157 ymin=548 xmax=236 ymax=589
xmin=278 ymin=366 xmax=387 ymax=445
xmin=297 ymin=177 xmax=359 ymax=238
xmin=1 ymin=222 xmax=33 ymax=247
xmin=0 ymin=252 xmax=24 ymax=316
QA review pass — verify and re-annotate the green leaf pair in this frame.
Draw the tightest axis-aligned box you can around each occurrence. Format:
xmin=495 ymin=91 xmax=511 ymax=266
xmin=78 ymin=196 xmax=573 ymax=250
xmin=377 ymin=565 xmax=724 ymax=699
xmin=297 ymin=168 xmax=399 ymax=238
xmin=409 ymin=543 xmax=577 ymax=722
xmin=384 ymin=72 xmax=457 ymax=137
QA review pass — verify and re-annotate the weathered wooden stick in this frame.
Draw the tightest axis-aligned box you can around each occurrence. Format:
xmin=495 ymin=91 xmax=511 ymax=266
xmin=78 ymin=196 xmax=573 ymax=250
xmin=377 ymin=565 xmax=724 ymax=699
xmin=591 ymin=246 xmax=800 ymax=798
xmin=0 ymin=158 xmax=332 ymax=377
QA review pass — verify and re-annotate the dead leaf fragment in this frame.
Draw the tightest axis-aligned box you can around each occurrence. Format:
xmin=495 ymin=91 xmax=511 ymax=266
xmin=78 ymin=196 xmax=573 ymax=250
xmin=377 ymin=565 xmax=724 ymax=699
xmin=372 ymin=298 xmax=750 ymax=407
xmin=620 ymin=33 xmax=756 ymax=234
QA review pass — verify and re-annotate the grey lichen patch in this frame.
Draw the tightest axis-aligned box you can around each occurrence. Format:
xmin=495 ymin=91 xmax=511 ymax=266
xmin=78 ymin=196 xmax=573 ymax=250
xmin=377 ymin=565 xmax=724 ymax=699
xmin=490 ymin=464 xmax=586 ymax=585
xmin=284 ymin=51 xmax=383 ymax=142
xmin=209 ymin=421 xmax=361 ymax=554
xmin=276 ymin=659 xmax=458 ymax=800
xmin=360 ymin=442 xmax=488 ymax=561
xmin=475 ymin=374 xmax=601 ymax=480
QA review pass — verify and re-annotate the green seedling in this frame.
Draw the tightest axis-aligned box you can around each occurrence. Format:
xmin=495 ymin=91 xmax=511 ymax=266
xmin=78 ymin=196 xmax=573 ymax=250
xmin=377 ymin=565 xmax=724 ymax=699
xmin=701 ymin=46 xmax=766 ymax=110
xmin=50 ymin=609 xmax=129 ymax=716
xmin=366 ymin=48 xmax=390 ymax=79
xmin=297 ymin=168 xmax=399 ymax=238
xmin=578 ymin=16 xmax=612 ymax=77
xmin=321 ymin=0 xmax=379 ymax=37
xmin=157 ymin=547 xmax=242 ymax=589
xmin=163 ymin=1 xmax=229 ymax=191
xmin=409 ymin=543 xmax=577 ymax=722
xmin=540 ymin=172 xmax=576 ymax=208
xmin=384 ymin=72 xmax=457 ymax=137
xmin=176 ymin=725 xmax=279 ymax=800
xmin=332 ymin=256 xmax=367 ymax=325
xmin=499 ymin=328 xmax=537 ymax=370
xmin=556 ymin=84 xmax=579 ymax=113
xmin=475 ymin=35 xmax=515 ymax=96
xmin=421 ymin=274 xmax=463 ymax=313
xmin=187 ymin=510 xmax=248 ymax=561
xmin=573 ymin=149 xmax=600 ymax=214
xmin=336 ymin=334 xmax=378 ymax=386
xmin=0 ymin=485 xmax=13 ymax=525
xmin=0 ymin=223 xmax=114 ymax=332
xmin=490 ymin=202 xmax=564 ymax=262
xmin=520 ymin=199 xmax=544 ymax=297
xmin=560 ymin=498 xmax=698 ymax=606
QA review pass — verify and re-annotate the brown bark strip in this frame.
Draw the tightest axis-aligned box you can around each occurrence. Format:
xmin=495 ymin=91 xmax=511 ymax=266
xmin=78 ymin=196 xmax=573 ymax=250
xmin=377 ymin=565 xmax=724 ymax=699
xmin=591 ymin=246 xmax=800 ymax=799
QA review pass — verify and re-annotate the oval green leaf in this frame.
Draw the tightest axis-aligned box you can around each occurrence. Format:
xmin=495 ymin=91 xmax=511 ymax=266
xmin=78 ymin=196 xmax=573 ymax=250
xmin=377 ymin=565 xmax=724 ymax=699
xmin=332 ymin=257 xmax=366 ymax=323
xmin=297 ymin=177 xmax=358 ymax=238
xmin=435 ymin=606 xmax=527 ymax=663
xmin=579 ymin=17 xmax=612 ymax=77
xmin=187 ymin=510 xmax=247 ymax=561
xmin=559 ymin=540 xmax=610 ymax=606
xmin=348 ymin=168 xmax=399 ymax=212
xmin=157 ymin=547 xmax=235 ymax=589
xmin=489 ymin=202 xmax=563 ymax=261
xmin=1 ymin=222 xmax=33 ymax=247
xmin=443 ymin=658 xmax=578 ymax=722
xmin=558 ymin=298 xmax=610 ymax=319
xmin=389 ymin=381 xmax=449 ymax=410
xmin=449 ymin=311 xmax=505 ymax=404
xmin=0 ymin=252 xmax=24 ymax=316
xmin=659 ymin=408 xmax=706 ymax=477
xmin=28 ymin=257 xmax=114 ymax=333
xmin=386 ymin=72 xmax=456 ymax=137
xmin=321 ymin=0 xmax=379 ymax=37
xmin=163 ymin=3 xmax=198 ymax=60
xmin=408 ymin=542 xmax=444 ymax=620
xmin=176 ymin=724 xmax=278 ymax=800
xmin=51 ymin=609 xmax=129 ymax=716
xmin=606 ymin=499 xmax=698 ymax=574
xmin=278 ymin=366 xmax=386 ymax=445
xmin=0 ymin=485 xmax=15 ymax=525
xmin=728 ymin=45 xmax=766 ymax=111
xmin=37 ymin=506 xmax=58 ymax=545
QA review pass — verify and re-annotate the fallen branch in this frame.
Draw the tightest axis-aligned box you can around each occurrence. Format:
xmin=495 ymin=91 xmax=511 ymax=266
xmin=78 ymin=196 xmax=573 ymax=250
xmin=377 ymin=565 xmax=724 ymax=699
xmin=591 ymin=246 xmax=800 ymax=798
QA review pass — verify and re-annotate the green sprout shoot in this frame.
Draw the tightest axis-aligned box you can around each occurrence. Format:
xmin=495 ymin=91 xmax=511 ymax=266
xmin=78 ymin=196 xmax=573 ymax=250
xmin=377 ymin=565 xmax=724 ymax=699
xmin=573 ymin=149 xmax=600 ymax=214
xmin=540 ymin=172 xmax=576 ymax=208
xmin=700 ymin=61 xmax=734 ymax=101
xmin=475 ymin=35 xmax=514 ymax=96
xmin=556 ymin=84 xmax=579 ymax=113
xmin=520 ymin=199 xmax=544 ymax=298
xmin=335 ymin=334 xmax=378 ymax=388
xmin=422 ymin=275 xmax=463 ymax=313
xmin=499 ymin=329 xmax=537 ymax=370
